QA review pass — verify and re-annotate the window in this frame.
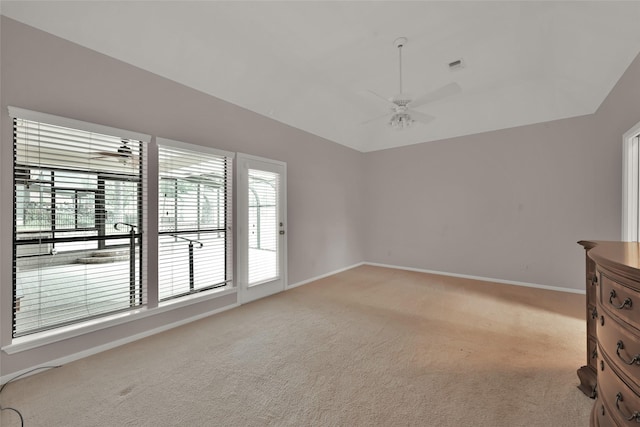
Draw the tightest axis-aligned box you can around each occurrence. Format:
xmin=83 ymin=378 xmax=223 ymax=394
xmin=157 ymin=138 xmax=233 ymax=301
xmin=623 ymin=120 xmax=640 ymax=241
xmin=10 ymin=107 xmax=149 ymax=337
xmin=248 ymin=169 xmax=280 ymax=284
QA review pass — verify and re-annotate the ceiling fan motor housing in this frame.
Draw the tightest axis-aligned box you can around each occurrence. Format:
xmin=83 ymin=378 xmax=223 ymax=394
xmin=391 ymin=98 xmax=411 ymax=108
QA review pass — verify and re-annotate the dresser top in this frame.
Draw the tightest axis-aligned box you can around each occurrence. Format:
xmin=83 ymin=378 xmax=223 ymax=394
xmin=580 ymin=240 xmax=640 ymax=279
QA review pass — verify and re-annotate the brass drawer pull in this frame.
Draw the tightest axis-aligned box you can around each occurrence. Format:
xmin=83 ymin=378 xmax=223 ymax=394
xmin=617 ymin=340 xmax=640 ymax=365
xmin=615 ymin=392 xmax=640 ymax=421
xmin=610 ymin=290 xmax=633 ymax=309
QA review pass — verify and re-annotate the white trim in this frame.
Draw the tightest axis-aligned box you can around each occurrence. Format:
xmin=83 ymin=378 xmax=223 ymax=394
xmin=287 ymin=262 xmax=365 ymax=289
xmin=156 ymin=137 xmax=235 ymax=159
xmin=2 ymin=288 xmax=236 ymax=354
xmin=236 ymin=154 xmax=249 ymax=303
xmin=7 ymin=106 xmax=151 ymax=143
xmin=622 ymin=119 xmax=640 ymax=241
xmin=0 ymin=300 xmax=239 ymax=385
xmin=364 ymin=262 xmax=586 ymax=295
xmin=236 ymin=152 xmax=286 ymax=167
xmin=280 ymin=163 xmax=288 ymax=293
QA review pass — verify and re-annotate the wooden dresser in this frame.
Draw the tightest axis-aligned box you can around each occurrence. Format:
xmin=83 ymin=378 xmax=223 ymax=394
xmin=578 ymin=241 xmax=640 ymax=426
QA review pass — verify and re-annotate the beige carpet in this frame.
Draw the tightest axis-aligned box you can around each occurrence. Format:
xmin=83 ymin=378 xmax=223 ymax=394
xmin=1 ymin=265 xmax=593 ymax=426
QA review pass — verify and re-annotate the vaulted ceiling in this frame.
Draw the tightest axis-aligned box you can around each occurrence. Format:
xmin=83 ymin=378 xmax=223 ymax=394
xmin=2 ymin=1 xmax=640 ymax=152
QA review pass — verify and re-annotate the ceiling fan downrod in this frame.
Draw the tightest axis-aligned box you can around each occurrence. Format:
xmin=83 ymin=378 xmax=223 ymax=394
xmin=394 ymin=37 xmax=408 ymax=96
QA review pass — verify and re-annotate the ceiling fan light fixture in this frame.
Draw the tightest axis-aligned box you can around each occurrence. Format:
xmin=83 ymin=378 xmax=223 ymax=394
xmin=389 ymin=112 xmax=414 ymax=130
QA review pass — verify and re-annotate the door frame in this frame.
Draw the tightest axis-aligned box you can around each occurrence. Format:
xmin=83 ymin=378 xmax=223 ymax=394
xmin=623 ymin=120 xmax=640 ymax=241
xmin=236 ymin=153 xmax=287 ymax=304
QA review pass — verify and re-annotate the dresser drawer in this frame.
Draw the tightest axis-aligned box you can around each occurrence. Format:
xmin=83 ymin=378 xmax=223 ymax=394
xmin=598 ymin=351 xmax=640 ymax=426
xmin=598 ymin=310 xmax=640 ymax=392
xmin=600 ymin=273 xmax=640 ymax=328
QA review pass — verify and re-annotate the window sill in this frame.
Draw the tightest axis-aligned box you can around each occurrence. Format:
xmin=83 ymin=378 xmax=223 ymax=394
xmin=2 ymin=286 xmax=236 ymax=354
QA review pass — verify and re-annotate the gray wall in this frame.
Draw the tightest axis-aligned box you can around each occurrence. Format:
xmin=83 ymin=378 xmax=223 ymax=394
xmin=364 ymin=51 xmax=640 ymax=291
xmin=0 ymin=17 xmax=364 ymax=376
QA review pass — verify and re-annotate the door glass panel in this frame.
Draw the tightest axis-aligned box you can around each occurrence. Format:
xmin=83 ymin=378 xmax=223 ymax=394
xmin=248 ymin=169 xmax=279 ymax=285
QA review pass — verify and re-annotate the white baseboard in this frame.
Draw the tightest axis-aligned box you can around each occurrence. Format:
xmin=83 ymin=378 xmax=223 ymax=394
xmin=0 ymin=302 xmax=239 ymax=385
xmin=364 ymin=262 xmax=586 ymax=295
xmin=287 ymin=262 xmax=365 ymax=289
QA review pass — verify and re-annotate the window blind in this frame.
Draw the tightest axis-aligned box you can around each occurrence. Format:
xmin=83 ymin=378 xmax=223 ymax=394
xmin=10 ymin=109 xmax=148 ymax=337
xmin=157 ymin=138 xmax=233 ymax=300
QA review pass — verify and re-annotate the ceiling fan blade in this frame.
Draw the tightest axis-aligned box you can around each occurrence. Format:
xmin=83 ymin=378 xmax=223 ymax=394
xmin=360 ymin=111 xmax=391 ymax=125
xmin=366 ymin=90 xmax=397 ymax=108
xmin=409 ymin=82 xmax=461 ymax=109
xmin=408 ymin=109 xmax=436 ymax=124
xmin=92 ymin=151 xmax=122 ymax=158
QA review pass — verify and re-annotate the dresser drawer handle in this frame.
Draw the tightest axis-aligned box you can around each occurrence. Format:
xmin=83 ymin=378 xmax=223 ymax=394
xmin=617 ymin=341 xmax=640 ymax=365
xmin=591 ymin=307 xmax=598 ymax=319
xmin=592 ymin=274 xmax=598 ymax=285
xmin=616 ymin=392 xmax=640 ymax=421
xmin=609 ymin=290 xmax=633 ymax=309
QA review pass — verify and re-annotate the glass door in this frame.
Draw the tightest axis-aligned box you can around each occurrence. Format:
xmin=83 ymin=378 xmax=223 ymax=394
xmin=237 ymin=154 xmax=287 ymax=303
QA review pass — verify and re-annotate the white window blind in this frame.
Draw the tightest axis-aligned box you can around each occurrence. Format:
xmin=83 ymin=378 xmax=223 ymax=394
xmin=10 ymin=108 xmax=149 ymax=337
xmin=157 ymin=138 xmax=233 ymax=300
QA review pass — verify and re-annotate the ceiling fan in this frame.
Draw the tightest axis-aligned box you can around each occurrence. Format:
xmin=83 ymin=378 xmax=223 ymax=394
xmin=92 ymin=139 xmax=138 ymax=164
xmin=363 ymin=37 xmax=461 ymax=130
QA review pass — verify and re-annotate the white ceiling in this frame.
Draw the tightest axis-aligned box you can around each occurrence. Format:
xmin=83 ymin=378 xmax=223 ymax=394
xmin=2 ymin=1 xmax=640 ymax=152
